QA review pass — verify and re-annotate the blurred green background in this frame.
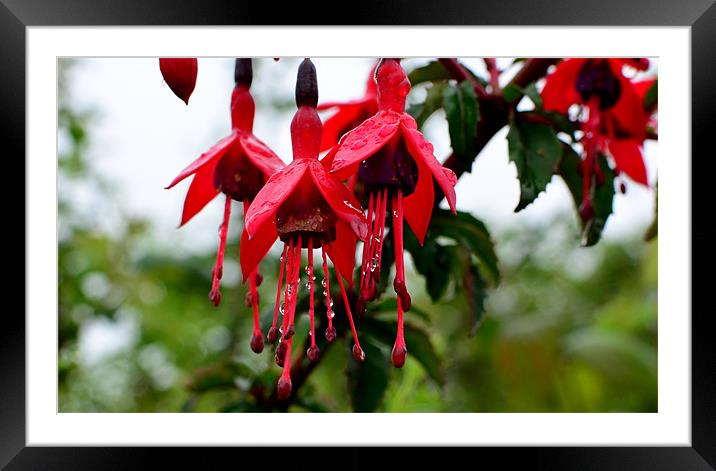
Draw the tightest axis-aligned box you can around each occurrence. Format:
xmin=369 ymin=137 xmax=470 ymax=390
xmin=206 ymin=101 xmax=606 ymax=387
xmin=58 ymin=59 xmax=657 ymax=413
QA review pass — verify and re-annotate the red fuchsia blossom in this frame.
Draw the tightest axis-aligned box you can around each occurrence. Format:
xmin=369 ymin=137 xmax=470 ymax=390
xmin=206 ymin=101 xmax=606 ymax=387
xmin=541 ymin=58 xmax=651 ymax=219
xmin=323 ymin=58 xmax=458 ymax=368
xmin=241 ymin=59 xmax=369 ymax=400
xmin=165 ymin=59 xmax=285 ymax=354
xmin=317 ymin=62 xmax=379 ymax=152
xmin=159 ymin=58 xmax=198 ymax=105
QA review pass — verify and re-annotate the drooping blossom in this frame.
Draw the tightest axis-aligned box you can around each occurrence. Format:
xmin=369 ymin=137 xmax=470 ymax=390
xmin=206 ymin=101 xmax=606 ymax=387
xmin=541 ymin=58 xmax=651 ymax=219
xmin=165 ymin=59 xmax=285 ymax=353
xmin=241 ymin=59 xmax=369 ymax=400
xmin=159 ymin=58 xmax=198 ymax=105
xmin=323 ymin=58 xmax=458 ymax=368
xmin=317 ymin=62 xmax=379 ymax=152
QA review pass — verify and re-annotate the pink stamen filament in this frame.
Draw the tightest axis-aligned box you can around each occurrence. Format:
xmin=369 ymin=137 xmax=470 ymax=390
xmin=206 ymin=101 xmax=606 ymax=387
xmin=276 ymin=337 xmax=293 ymax=400
xmin=285 ymin=235 xmax=302 ymax=339
xmin=248 ymin=268 xmax=264 ymax=353
xmin=369 ymin=188 xmax=389 ymax=295
xmin=306 ymin=241 xmax=320 ymax=362
xmin=209 ymin=195 xmax=232 ymax=306
xmin=321 ymin=248 xmax=336 ymax=342
xmin=268 ymin=244 xmax=288 ymax=343
xmin=391 ymin=190 xmax=408 ymax=367
xmin=336 ymin=271 xmax=365 ymax=362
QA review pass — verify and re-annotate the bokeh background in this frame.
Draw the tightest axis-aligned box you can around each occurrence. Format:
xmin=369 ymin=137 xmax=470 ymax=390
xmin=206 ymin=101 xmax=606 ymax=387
xmin=58 ymin=58 xmax=658 ymax=412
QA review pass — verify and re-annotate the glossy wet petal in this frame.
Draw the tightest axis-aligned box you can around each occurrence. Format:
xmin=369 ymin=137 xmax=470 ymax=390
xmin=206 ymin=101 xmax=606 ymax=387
xmin=400 ymin=121 xmax=457 ymax=213
xmin=307 ymin=161 xmax=368 ymax=241
xmin=237 ymin=132 xmax=286 ymax=178
xmin=541 ymin=58 xmax=585 ymax=113
xmin=609 ymin=139 xmax=648 ymax=185
xmin=240 ymin=224 xmax=278 ymax=283
xmin=329 ymin=110 xmax=401 ymax=180
xmin=244 ymin=161 xmax=308 ymax=238
xmin=403 ymin=154 xmax=434 ymax=245
xmin=166 ymin=132 xmax=238 ymax=189
xmin=610 ymin=68 xmax=647 ymax=139
xmin=179 ymin=158 xmax=220 ymax=226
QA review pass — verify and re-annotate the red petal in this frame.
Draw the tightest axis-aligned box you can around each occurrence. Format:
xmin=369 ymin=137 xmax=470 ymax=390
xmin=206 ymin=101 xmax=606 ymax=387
xmin=179 ymin=159 xmax=220 ymax=226
xmin=243 ymin=160 xmax=308 ymax=239
xmin=608 ymin=139 xmax=648 ymax=185
xmin=159 ymin=58 xmax=198 ymax=105
xmin=239 ymin=224 xmax=277 ymax=283
xmin=610 ymin=72 xmax=646 ymax=139
xmin=237 ymin=132 xmax=286 ymax=178
xmin=541 ymin=59 xmax=585 ymax=113
xmin=324 ymin=221 xmax=357 ymax=286
xmin=400 ymin=120 xmax=457 ymax=214
xmin=403 ymin=154 xmax=434 ymax=245
xmin=320 ymin=103 xmax=364 ymax=152
xmin=307 ymin=161 xmax=368 ymax=241
xmin=320 ymin=144 xmax=338 ymax=170
xmin=329 ymin=110 xmax=401 ymax=180
xmin=166 ymin=133 xmax=237 ymax=189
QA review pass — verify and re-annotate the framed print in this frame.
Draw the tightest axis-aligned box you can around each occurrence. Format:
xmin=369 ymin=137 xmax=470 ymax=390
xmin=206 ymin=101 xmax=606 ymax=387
xmin=2 ymin=0 xmax=715 ymax=467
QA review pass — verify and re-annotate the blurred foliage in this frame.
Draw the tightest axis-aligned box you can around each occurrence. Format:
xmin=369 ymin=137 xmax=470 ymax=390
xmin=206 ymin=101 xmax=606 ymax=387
xmin=58 ymin=59 xmax=657 ymax=413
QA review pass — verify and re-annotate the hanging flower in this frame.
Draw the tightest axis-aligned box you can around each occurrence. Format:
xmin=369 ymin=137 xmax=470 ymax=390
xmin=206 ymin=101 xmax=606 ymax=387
xmin=541 ymin=58 xmax=651 ymax=219
xmin=159 ymin=58 xmax=198 ymax=105
xmin=242 ymin=59 xmax=369 ymax=400
xmin=317 ymin=62 xmax=379 ymax=152
xmin=165 ymin=59 xmax=285 ymax=353
xmin=322 ymin=58 xmax=458 ymax=368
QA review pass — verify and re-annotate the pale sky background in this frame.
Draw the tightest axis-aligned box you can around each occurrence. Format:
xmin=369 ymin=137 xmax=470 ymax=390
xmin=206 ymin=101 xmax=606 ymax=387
xmin=61 ymin=57 xmax=657 ymax=254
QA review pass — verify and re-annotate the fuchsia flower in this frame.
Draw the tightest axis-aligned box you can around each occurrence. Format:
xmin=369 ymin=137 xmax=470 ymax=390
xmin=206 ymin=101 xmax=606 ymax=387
xmin=165 ymin=59 xmax=285 ymax=353
xmin=317 ymin=62 xmax=379 ymax=152
xmin=541 ymin=58 xmax=651 ymax=219
xmin=159 ymin=58 xmax=198 ymax=105
xmin=241 ymin=59 xmax=369 ymax=400
xmin=323 ymin=59 xmax=458 ymax=368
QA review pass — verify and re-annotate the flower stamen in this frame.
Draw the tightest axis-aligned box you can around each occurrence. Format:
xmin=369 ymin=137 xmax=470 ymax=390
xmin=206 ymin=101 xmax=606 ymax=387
xmin=209 ymin=195 xmax=232 ymax=306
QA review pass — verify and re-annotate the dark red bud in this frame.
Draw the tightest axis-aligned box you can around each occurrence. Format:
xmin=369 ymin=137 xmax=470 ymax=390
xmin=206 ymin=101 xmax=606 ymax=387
xmin=579 ymin=200 xmax=595 ymax=221
xmin=234 ymin=58 xmax=253 ymax=87
xmin=250 ymin=332 xmax=264 ymax=354
xmin=352 ymin=344 xmax=366 ymax=362
xmin=394 ymin=280 xmax=412 ymax=312
xmin=620 ymin=182 xmax=627 ymax=194
xmin=325 ymin=326 xmax=337 ymax=343
xmin=391 ymin=344 xmax=407 ymax=368
xmin=307 ymin=345 xmax=320 ymax=362
xmin=284 ymin=325 xmax=295 ymax=339
xmin=255 ymin=271 xmax=264 ymax=287
xmin=209 ymin=289 xmax=221 ymax=307
xmin=295 ymin=58 xmax=318 ymax=108
xmin=277 ymin=376 xmax=292 ymax=400
xmin=245 ymin=291 xmax=259 ymax=307
xmin=159 ymin=58 xmax=198 ymax=105
xmin=267 ymin=326 xmax=279 ymax=344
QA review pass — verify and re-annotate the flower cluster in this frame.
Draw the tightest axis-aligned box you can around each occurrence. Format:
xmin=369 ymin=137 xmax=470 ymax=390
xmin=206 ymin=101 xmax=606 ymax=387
xmin=163 ymin=57 xmax=458 ymax=398
xmin=541 ymin=58 xmax=653 ymax=219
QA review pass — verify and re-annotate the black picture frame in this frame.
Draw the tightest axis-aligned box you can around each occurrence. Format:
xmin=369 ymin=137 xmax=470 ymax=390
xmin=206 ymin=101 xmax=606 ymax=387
xmin=1 ymin=0 xmax=714 ymax=468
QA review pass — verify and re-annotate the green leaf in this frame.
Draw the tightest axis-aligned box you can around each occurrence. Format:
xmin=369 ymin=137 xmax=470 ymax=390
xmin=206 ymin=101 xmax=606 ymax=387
xmin=442 ymin=80 xmax=480 ymax=160
xmin=361 ymin=318 xmax=445 ymax=386
xmin=502 ymin=83 xmax=522 ymax=103
xmin=403 ymin=229 xmax=454 ymax=301
xmin=407 ymin=61 xmax=451 ymax=85
xmin=643 ymin=80 xmax=657 ymax=110
xmin=407 ymin=81 xmax=447 ymax=129
xmin=463 ymin=259 xmax=488 ymax=336
xmin=506 ymin=120 xmax=562 ymax=211
xmin=366 ymin=297 xmax=430 ymax=322
xmin=185 ymin=360 xmax=252 ymax=392
xmin=541 ymin=111 xmax=577 ymax=140
xmin=430 ymin=209 xmax=500 ymax=284
xmin=521 ymin=83 xmax=543 ymax=110
xmin=558 ymin=145 xmax=616 ymax=246
xmin=347 ymin=338 xmax=390 ymax=412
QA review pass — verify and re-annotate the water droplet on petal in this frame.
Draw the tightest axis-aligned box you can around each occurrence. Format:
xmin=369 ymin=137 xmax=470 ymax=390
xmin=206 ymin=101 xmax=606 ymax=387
xmin=379 ymin=126 xmax=393 ymax=138
xmin=350 ymin=138 xmax=368 ymax=150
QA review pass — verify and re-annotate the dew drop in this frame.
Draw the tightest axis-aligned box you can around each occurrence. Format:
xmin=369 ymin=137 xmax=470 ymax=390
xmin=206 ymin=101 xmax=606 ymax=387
xmin=379 ymin=126 xmax=394 ymax=138
xmin=350 ymin=139 xmax=368 ymax=150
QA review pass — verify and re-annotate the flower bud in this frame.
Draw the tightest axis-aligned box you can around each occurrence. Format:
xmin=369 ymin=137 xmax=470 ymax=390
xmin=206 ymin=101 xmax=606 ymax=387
xmin=295 ymin=58 xmax=318 ymax=108
xmin=234 ymin=58 xmax=253 ymax=87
